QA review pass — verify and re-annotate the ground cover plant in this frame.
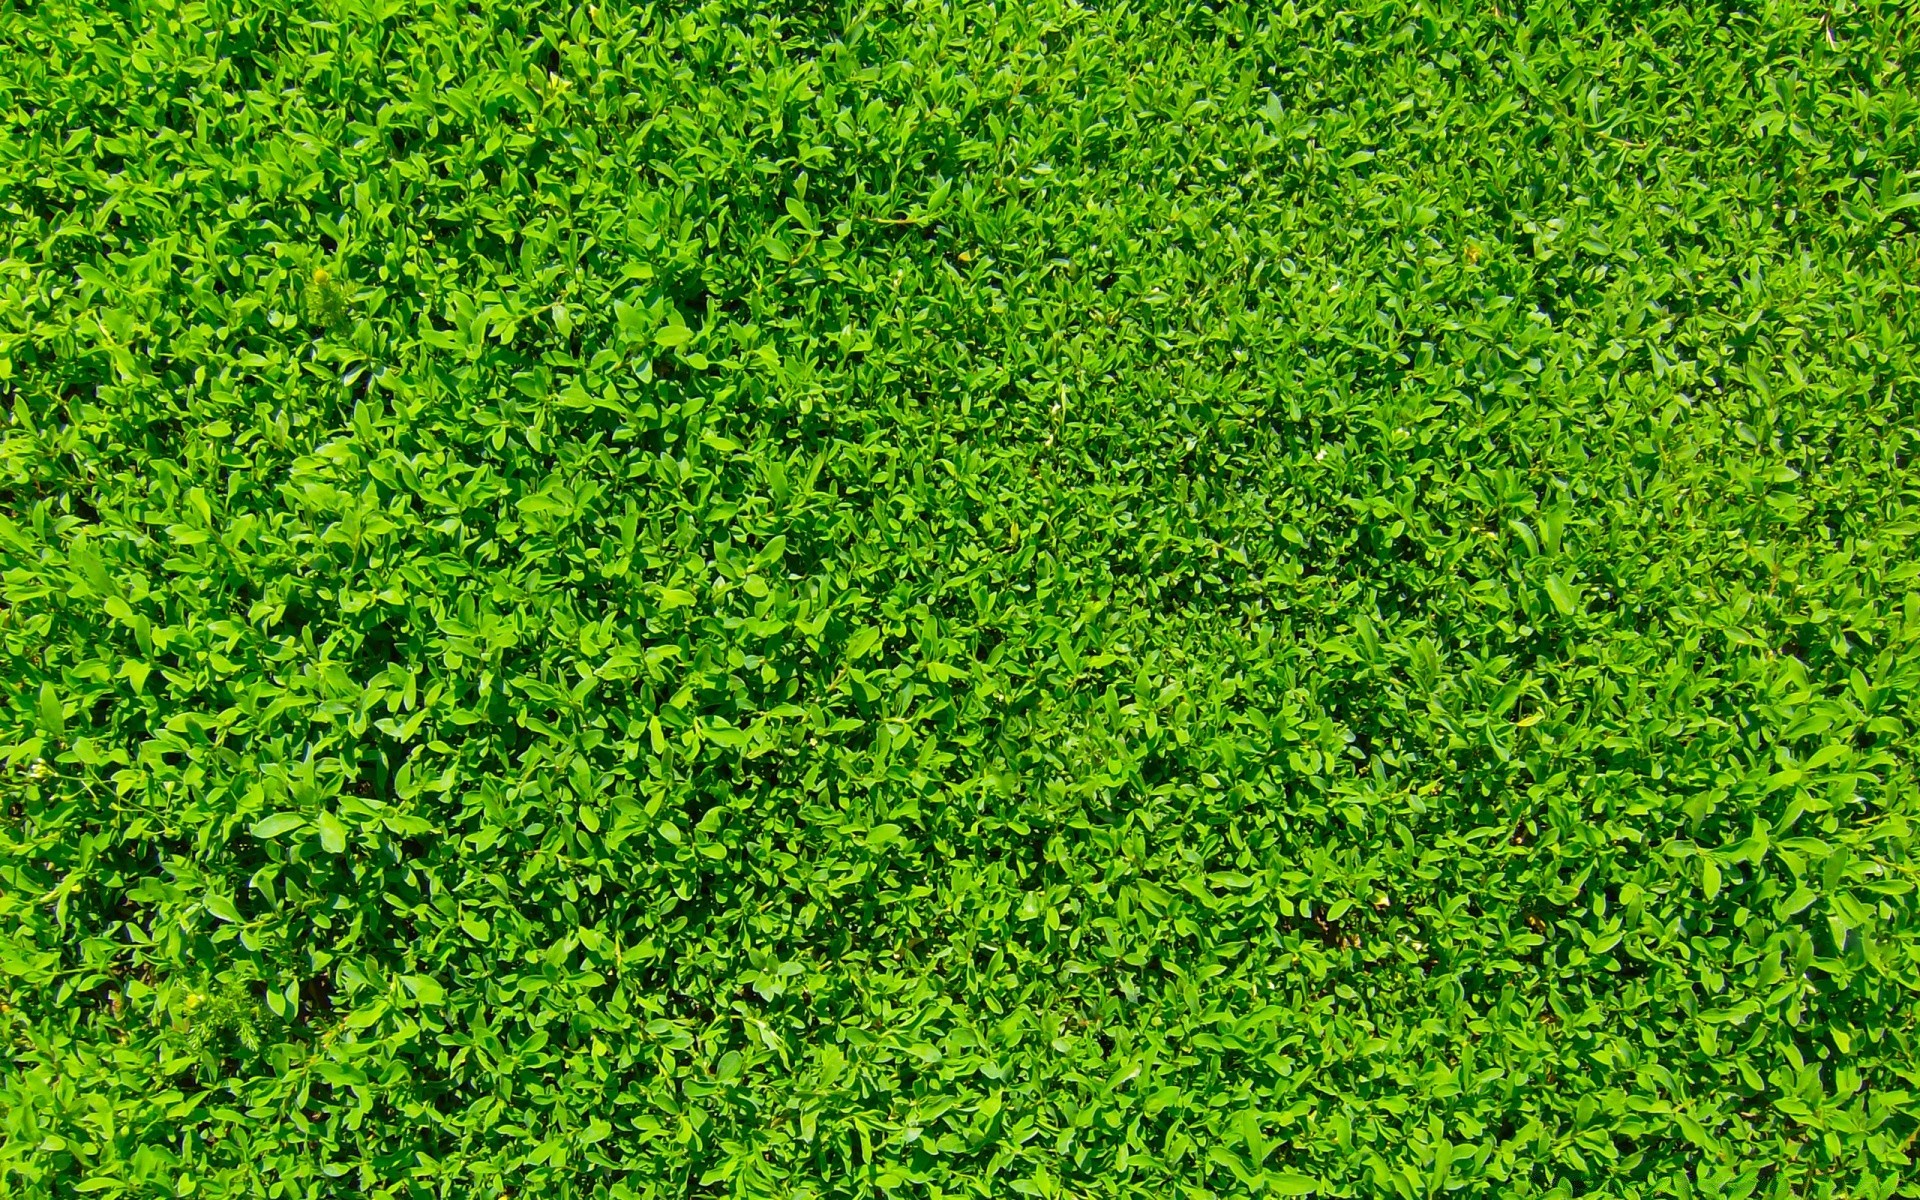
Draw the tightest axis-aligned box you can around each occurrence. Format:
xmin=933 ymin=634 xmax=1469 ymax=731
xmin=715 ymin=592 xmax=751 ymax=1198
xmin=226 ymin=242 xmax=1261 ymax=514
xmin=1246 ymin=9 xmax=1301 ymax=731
xmin=3 ymin=0 xmax=1920 ymax=1196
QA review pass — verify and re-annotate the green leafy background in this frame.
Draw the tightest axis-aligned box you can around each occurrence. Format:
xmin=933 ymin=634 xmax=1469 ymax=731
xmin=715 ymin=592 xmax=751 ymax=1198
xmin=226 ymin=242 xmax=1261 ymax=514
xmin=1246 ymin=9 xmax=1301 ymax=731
xmin=2 ymin=0 xmax=1918 ymax=1197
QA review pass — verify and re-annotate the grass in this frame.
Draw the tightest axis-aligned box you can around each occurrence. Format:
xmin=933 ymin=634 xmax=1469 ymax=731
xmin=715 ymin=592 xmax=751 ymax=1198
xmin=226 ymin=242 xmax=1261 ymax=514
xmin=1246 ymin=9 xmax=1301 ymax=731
xmin=2 ymin=0 xmax=1919 ymax=1197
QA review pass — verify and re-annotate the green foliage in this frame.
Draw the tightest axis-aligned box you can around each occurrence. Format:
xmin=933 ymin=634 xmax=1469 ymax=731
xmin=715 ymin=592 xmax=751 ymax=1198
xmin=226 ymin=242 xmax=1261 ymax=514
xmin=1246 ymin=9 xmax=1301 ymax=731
xmin=2 ymin=0 xmax=1919 ymax=1196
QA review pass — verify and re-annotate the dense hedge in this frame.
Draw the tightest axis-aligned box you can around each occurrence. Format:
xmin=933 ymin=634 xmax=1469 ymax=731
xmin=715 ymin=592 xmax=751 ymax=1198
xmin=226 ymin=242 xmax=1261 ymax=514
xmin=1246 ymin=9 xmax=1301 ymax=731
xmin=3 ymin=0 xmax=1919 ymax=1197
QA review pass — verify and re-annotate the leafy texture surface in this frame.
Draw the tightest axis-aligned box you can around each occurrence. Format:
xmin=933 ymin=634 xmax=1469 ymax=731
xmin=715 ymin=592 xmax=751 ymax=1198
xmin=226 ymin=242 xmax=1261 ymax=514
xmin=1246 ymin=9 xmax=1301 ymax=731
xmin=3 ymin=1 xmax=1919 ymax=1197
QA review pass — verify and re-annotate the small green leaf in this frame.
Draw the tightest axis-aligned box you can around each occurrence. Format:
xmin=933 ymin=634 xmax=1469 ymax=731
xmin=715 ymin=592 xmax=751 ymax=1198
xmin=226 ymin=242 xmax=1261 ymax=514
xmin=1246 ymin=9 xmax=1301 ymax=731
xmin=251 ymin=812 xmax=307 ymax=839
xmin=317 ymin=810 xmax=348 ymax=855
xmin=37 ymin=681 xmax=63 ymax=740
xmin=1775 ymin=883 xmax=1816 ymax=919
xmin=1545 ymin=574 xmax=1580 ymax=616
xmin=846 ymin=627 xmax=881 ymax=660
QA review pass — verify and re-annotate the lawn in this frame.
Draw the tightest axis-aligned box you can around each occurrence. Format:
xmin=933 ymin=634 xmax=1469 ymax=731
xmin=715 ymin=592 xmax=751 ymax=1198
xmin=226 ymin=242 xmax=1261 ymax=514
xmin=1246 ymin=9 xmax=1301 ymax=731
xmin=2 ymin=1 xmax=1918 ymax=1197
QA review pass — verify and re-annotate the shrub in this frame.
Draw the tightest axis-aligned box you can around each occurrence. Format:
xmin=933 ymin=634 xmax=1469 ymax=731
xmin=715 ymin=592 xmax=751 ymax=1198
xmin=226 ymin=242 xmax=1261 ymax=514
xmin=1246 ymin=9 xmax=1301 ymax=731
xmin=2 ymin=1 xmax=1918 ymax=1197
